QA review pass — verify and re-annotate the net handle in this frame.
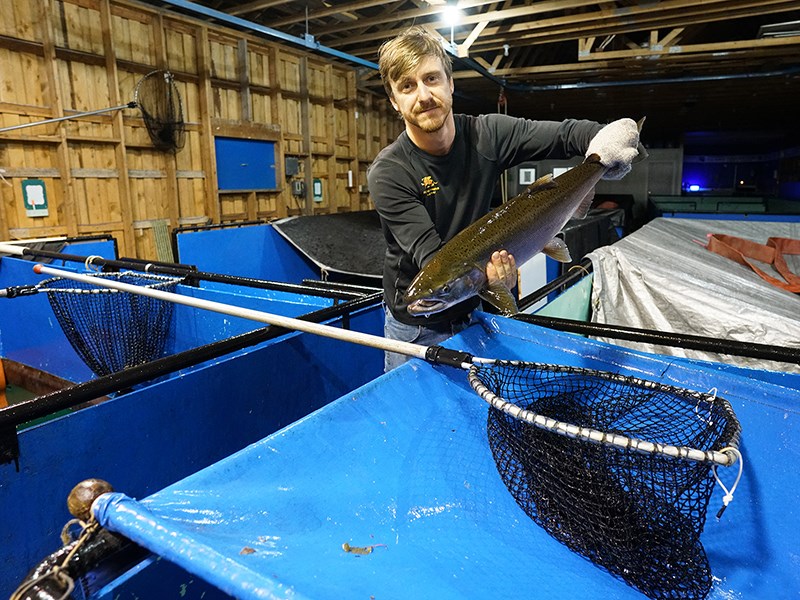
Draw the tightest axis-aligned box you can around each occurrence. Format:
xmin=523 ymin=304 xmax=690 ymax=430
xmin=31 ymin=263 xmax=740 ymax=469
xmin=33 ymin=264 xmax=431 ymax=362
xmin=0 ymin=104 xmax=135 ymax=134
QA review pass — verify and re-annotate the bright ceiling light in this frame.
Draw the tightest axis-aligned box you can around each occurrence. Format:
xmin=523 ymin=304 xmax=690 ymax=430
xmin=442 ymin=5 xmax=462 ymax=27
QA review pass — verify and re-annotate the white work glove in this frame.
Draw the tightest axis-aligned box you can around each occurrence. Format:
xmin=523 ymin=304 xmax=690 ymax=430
xmin=586 ymin=118 xmax=641 ymax=180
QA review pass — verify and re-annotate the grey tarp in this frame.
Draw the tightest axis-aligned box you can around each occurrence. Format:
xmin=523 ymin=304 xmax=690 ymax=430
xmin=588 ymin=217 xmax=800 ymax=373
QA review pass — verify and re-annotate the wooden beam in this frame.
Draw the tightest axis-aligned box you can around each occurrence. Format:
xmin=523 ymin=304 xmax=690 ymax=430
xmin=267 ymin=0 xmax=404 ymax=28
xmin=458 ymin=20 xmax=489 ymax=57
xmin=579 ymin=35 xmax=800 ymax=62
xmin=228 ymin=0 xmax=296 ymax=17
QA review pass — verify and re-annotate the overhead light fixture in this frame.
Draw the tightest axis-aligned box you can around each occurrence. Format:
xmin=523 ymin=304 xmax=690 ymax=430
xmin=441 ymin=4 xmax=462 ymax=28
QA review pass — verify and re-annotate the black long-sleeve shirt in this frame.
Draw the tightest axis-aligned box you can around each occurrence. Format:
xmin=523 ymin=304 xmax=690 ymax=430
xmin=368 ymin=113 xmax=601 ymax=326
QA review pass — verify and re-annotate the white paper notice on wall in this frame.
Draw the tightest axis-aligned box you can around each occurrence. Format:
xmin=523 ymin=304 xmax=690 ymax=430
xmin=23 ymin=179 xmax=49 ymax=217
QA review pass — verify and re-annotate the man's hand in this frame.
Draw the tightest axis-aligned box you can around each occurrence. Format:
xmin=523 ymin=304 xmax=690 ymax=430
xmin=486 ymin=250 xmax=517 ymax=291
xmin=586 ymin=117 xmax=642 ymax=180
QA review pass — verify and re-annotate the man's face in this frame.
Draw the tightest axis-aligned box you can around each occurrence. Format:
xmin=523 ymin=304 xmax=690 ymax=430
xmin=389 ymin=55 xmax=454 ymax=133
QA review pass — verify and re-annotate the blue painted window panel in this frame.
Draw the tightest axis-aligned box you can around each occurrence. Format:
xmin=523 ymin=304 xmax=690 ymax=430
xmin=215 ymin=137 xmax=277 ymax=191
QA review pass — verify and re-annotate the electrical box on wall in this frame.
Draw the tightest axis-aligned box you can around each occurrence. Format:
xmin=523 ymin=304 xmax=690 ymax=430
xmin=291 ymin=180 xmax=305 ymax=197
xmin=285 ymin=157 xmax=300 ymax=177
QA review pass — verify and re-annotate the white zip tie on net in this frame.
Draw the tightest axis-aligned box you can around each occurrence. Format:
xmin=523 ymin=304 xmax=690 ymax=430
xmin=713 ymin=446 xmax=743 ymax=520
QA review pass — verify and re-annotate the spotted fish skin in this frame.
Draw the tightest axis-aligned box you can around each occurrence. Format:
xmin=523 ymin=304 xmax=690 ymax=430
xmin=405 ymin=154 xmax=607 ymax=317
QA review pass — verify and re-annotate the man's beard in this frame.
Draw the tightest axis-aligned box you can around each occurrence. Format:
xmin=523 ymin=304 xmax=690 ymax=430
xmin=407 ymin=99 xmax=451 ymax=132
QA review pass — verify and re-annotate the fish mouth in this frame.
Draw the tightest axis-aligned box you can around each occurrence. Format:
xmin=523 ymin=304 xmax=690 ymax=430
xmin=407 ymin=299 xmax=447 ymax=315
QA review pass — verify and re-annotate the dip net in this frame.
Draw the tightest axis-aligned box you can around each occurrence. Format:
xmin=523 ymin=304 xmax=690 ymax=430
xmin=37 ymin=272 xmax=183 ymax=377
xmin=133 ymin=70 xmax=185 ymax=153
xmin=469 ymin=361 xmax=741 ymax=600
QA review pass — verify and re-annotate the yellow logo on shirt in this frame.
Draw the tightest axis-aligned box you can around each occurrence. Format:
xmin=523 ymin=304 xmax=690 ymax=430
xmin=421 ymin=175 xmax=439 ymax=198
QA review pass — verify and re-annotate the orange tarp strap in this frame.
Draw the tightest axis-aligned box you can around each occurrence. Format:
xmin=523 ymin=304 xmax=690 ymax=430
xmin=0 ymin=360 xmax=7 ymax=409
xmin=706 ymin=234 xmax=800 ymax=293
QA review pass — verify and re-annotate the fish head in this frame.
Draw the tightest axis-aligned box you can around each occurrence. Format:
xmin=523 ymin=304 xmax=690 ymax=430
xmin=405 ymin=263 xmax=486 ymax=316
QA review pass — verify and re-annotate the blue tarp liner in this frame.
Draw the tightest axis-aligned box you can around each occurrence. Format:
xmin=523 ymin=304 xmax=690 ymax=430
xmin=93 ymin=314 xmax=799 ymax=599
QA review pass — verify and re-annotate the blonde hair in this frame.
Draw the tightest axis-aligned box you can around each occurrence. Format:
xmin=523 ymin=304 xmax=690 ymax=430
xmin=377 ymin=26 xmax=453 ymax=99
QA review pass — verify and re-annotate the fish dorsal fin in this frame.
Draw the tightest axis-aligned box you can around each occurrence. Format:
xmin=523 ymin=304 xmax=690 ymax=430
xmin=524 ymin=174 xmax=557 ymax=195
xmin=543 ymin=237 xmax=572 ymax=263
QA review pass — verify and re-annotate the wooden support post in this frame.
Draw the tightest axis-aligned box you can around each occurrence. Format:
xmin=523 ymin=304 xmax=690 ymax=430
xmin=41 ymin=0 xmax=78 ymax=241
xmin=299 ymin=55 xmax=312 ymax=216
xmin=197 ymin=27 xmax=220 ymax=224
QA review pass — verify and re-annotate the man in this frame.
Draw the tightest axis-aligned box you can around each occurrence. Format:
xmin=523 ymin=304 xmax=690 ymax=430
xmin=368 ymin=26 xmax=641 ymax=371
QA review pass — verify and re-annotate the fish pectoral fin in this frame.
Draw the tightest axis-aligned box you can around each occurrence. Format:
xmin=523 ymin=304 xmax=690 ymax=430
xmin=479 ymin=283 xmax=519 ymax=316
xmin=542 ymin=237 xmax=572 ymax=263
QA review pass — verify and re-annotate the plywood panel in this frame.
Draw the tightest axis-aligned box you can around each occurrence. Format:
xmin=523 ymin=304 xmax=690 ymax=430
xmin=164 ymin=22 xmax=198 ymax=74
xmin=248 ymin=48 xmax=272 ymax=88
xmin=219 ymin=193 xmax=248 ymax=221
xmin=1 ymin=0 xmax=41 ymax=41
xmin=251 ymin=92 xmax=274 ymax=125
xmin=278 ymin=53 xmax=301 ymax=93
xmin=310 ymin=101 xmax=330 ymax=155
xmin=0 ymin=49 xmax=47 ymax=109
xmin=307 ymin=62 xmax=328 ymax=98
xmin=212 ymin=87 xmax=241 ymax=121
xmin=59 ymin=60 xmax=111 ymax=114
xmin=56 ymin=0 xmax=103 ymax=54
xmin=334 ymin=105 xmax=351 ymax=157
xmin=111 ymin=6 xmax=155 ymax=65
xmin=177 ymin=177 xmax=206 ymax=220
xmin=209 ymin=37 xmax=238 ymax=81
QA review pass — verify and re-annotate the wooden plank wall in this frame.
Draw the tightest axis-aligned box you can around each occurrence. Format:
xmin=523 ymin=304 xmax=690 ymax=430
xmin=0 ymin=0 xmax=401 ymax=260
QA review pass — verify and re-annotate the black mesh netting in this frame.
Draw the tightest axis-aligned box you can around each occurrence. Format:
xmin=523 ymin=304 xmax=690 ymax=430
xmin=39 ymin=272 xmax=182 ymax=377
xmin=471 ymin=361 xmax=741 ymax=600
xmin=134 ymin=70 xmax=185 ymax=152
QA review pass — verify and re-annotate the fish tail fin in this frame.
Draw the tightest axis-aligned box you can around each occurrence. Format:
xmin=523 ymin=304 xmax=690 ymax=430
xmin=585 ymin=153 xmax=602 ymax=164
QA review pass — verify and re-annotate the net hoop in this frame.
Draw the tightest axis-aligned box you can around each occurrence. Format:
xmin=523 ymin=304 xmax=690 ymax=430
xmin=37 ymin=271 xmax=183 ymax=295
xmin=468 ymin=360 xmax=741 ymax=467
xmin=132 ymin=70 xmax=185 ymax=152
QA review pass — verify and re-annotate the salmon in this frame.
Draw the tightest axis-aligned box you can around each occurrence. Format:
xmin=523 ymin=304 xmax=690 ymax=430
xmin=405 ymin=153 xmax=609 ymax=317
